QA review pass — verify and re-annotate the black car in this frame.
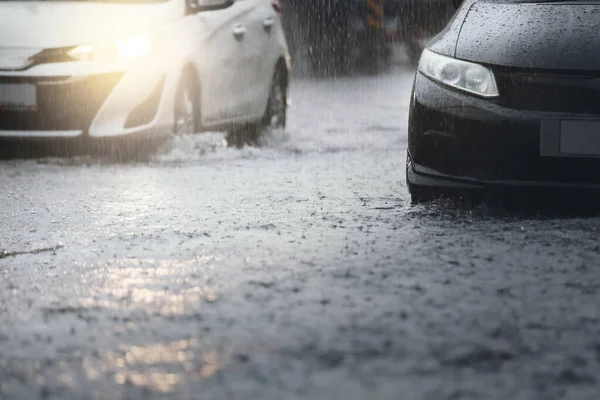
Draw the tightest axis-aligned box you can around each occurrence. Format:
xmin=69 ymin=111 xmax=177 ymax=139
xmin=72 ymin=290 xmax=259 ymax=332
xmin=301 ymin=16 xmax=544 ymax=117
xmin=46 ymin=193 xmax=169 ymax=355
xmin=406 ymin=0 xmax=600 ymax=202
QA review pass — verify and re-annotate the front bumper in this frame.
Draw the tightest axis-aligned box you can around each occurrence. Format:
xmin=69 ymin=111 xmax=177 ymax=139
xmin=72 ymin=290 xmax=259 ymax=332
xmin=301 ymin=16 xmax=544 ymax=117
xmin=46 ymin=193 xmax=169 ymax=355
xmin=407 ymin=151 xmax=600 ymax=193
xmin=409 ymin=72 xmax=600 ymax=186
xmin=0 ymin=73 xmax=123 ymax=137
xmin=0 ymin=59 xmax=173 ymax=139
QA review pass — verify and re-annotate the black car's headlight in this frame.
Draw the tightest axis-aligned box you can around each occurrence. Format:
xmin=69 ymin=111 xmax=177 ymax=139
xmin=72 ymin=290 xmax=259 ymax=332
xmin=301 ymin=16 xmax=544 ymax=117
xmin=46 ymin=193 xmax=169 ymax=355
xmin=418 ymin=49 xmax=499 ymax=98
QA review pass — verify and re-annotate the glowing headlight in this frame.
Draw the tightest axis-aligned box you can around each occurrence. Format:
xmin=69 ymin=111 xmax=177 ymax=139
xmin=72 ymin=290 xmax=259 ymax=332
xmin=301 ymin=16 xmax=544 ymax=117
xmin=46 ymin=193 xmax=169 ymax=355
xmin=418 ymin=49 xmax=499 ymax=98
xmin=68 ymin=35 xmax=150 ymax=62
xmin=117 ymin=36 xmax=151 ymax=59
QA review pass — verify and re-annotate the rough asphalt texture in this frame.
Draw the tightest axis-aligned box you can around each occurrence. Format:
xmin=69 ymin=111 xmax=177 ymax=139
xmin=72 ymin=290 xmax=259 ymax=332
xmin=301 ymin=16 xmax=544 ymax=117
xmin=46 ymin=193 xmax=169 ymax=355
xmin=1 ymin=68 xmax=600 ymax=400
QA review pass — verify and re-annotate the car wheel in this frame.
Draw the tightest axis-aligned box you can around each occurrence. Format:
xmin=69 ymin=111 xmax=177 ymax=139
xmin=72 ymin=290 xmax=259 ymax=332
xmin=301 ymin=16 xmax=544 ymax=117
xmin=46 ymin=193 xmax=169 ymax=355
xmin=406 ymin=156 xmax=441 ymax=204
xmin=173 ymin=71 xmax=199 ymax=136
xmin=407 ymin=169 xmax=484 ymax=205
xmin=227 ymin=123 xmax=260 ymax=148
xmin=263 ymin=70 xmax=287 ymax=130
xmin=406 ymin=172 xmax=435 ymax=204
xmin=409 ymin=189 xmax=436 ymax=204
xmin=226 ymin=69 xmax=287 ymax=148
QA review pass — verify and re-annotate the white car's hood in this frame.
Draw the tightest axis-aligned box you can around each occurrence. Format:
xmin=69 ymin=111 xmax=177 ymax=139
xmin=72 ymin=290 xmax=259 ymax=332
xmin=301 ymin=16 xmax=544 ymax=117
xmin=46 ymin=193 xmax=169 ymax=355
xmin=0 ymin=1 xmax=183 ymax=49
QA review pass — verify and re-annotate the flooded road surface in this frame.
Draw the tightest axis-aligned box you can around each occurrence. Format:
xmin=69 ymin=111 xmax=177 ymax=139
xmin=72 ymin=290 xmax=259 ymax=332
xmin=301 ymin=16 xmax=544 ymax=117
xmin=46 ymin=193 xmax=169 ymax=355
xmin=1 ymin=68 xmax=600 ymax=400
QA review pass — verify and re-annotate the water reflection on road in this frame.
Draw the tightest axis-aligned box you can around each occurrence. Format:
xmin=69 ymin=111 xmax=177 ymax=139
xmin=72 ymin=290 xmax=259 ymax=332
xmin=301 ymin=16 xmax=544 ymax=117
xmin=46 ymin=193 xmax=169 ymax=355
xmin=1 ymin=67 xmax=600 ymax=399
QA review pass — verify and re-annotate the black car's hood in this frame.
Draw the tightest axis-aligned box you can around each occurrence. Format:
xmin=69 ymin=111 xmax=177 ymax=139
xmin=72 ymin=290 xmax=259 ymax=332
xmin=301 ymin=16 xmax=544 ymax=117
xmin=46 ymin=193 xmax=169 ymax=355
xmin=455 ymin=2 xmax=600 ymax=71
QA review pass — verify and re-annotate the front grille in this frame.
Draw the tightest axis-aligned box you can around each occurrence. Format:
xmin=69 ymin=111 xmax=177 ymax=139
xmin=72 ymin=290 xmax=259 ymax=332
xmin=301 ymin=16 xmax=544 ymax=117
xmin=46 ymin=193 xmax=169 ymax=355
xmin=412 ymin=101 xmax=600 ymax=184
xmin=494 ymin=70 xmax=600 ymax=115
xmin=0 ymin=73 xmax=123 ymax=131
xmin=421 ymin=127 xmax=600 ymax=184
xmin=420 ymin=135 xmax=600 ymax=183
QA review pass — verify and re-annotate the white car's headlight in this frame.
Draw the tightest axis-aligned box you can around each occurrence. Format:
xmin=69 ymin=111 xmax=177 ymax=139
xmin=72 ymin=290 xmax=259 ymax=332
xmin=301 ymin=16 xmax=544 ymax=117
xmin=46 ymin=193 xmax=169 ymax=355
xmin=418 ymin=49 xmax=499 ymax=98
xmin=68 ymin=35 xmax=151 ymax=62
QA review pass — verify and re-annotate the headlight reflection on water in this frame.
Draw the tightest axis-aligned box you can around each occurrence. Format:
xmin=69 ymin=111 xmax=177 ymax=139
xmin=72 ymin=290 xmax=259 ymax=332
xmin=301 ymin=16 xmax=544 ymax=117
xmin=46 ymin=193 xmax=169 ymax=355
xmin=82 ymin=340 xmax=230 ymax=393
xmin=76 ymin=258 xmax=227 ymax=392
xmin=80 ymin=256 xmax=222 ymax=314
xmin=67 ymin=253 xmax=230 ymax=393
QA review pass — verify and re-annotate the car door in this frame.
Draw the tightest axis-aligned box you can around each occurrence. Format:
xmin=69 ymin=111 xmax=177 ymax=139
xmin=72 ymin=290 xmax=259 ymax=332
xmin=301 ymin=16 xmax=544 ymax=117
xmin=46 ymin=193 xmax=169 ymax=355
xmin=233 ymin=0 xmax=274 ymax=118
xmin=221 ymin=0 xmax=267 ymax=120
xmin=192 ymin=0 xmax=255 ymax=124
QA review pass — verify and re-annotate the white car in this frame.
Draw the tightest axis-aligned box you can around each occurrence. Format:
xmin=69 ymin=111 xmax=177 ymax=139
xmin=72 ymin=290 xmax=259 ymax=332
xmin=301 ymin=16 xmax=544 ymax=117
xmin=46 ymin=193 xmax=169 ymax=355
xmin=0 ymin=0 xmax=290 ymax=147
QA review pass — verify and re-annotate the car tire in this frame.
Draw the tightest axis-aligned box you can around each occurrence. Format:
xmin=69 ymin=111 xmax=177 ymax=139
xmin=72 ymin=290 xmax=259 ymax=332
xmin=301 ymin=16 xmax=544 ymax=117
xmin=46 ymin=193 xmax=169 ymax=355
xmin=227 ymin=67 xmax=287 ymax=148
xmin=173 ymin=70 xmax=200 ymax=136
xmin=227 ymin=123 xmax=260 ymax=148
xmin=262 ymin=68 xmax=287 ymax=130
xmin=409 ymin=184 xmax=482 ymax=205
xmin=406 ymin=160 xmax=482 ymax=205
xmin=406 ymin=170 xmax=436 ymax=204
xmin=409 ymin=189 xmax=437 ymax=204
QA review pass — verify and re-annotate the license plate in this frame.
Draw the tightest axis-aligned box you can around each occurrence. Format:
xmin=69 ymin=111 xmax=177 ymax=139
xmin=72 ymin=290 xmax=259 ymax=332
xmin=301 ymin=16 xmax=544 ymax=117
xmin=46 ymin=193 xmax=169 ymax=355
xmin=559 ymin=120 xmax=600 ymax=156
xmin=0 ymin=83 xmax=36 ymax=111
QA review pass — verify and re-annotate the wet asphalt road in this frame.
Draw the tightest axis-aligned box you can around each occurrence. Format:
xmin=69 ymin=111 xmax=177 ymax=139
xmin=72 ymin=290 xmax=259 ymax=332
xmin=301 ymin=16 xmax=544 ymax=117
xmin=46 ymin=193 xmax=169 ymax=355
xmin=2 ymin=67 xmax=600 ymax=400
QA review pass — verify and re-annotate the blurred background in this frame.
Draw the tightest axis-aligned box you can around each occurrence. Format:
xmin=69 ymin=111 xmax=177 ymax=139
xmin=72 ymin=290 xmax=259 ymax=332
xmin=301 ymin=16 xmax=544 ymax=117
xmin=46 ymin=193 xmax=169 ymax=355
xmin=280 ymin=0 xmax=457 ymax=76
